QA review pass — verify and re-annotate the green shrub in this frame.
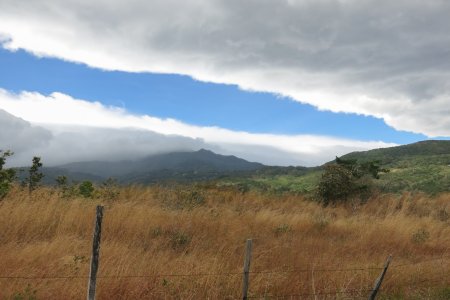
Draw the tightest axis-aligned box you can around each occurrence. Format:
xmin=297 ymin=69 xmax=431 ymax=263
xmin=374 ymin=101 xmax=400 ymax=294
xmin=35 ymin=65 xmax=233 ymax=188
xmin=79 ymin=181 xmax=95 ymax=198
xmin=317 ymin=164 xmax=354 ymax=205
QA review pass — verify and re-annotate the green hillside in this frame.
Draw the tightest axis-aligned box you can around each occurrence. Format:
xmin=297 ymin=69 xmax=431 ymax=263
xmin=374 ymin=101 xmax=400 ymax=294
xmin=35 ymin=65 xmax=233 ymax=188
xmin=341 ymin=140 xmax=450 ymax=163
xmin=340 ymin=140 xmax=450 ymax=194
xmin=224 ymin=140 xmax=450 ymax=195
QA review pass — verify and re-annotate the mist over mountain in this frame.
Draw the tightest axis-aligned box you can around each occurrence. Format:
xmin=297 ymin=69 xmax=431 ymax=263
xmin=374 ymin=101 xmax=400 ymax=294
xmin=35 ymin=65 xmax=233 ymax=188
xmin=36 ymin=149 xmax=264 ymax=184
xmin=0 ymin=106 xmax=396 ymax=167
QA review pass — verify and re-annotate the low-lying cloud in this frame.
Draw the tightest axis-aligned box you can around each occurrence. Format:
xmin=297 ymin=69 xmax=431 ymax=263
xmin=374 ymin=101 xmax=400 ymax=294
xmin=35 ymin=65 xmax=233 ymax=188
xmin=0 ymin=89 xmax=394 ymax=166
xmin=0 ymin=110 xmax=207 ymax=167
xmin=0 ymin=89 xmax=395 ymax=167
xmin=0 ymin=0 xmax=449 ymax=136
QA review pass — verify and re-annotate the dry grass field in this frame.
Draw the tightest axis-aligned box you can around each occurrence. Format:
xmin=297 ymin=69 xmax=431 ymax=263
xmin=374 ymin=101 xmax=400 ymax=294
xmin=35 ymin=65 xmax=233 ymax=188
xmin=1 ymin=185 xmax=450 ymax=299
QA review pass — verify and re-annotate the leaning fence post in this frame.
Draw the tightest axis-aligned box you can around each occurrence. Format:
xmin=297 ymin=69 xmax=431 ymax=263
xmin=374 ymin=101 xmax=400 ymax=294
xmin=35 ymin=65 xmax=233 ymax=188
xmin=242 ymin=239 xmax=253 ymax=300
xmin=87 ymin=205 xmax=104 ymax=300
xmin=368 ymin=255 xmax=392 ymax=300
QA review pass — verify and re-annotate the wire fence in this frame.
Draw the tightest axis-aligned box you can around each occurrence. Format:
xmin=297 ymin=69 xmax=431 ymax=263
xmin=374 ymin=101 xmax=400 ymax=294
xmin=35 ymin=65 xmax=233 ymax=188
xmin=2 ymin=254 xmax=449 ymax=280
xmin=2 ymin=206 xmax=450 ymax=299
xmin=2 ymin=256 xmax=449 ymax=299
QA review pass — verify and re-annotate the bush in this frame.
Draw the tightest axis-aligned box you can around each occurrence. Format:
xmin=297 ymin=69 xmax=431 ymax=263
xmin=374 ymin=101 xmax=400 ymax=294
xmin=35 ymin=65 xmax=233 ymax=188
xmin=317 ymin=157 xmax=388 ymax=205
xmin=79 ymin=181 xmax=95 ymax=198
xmin=56 ymin=175 xmax=71 ymax=198
xmin=317 ymin=164 xmax=354 ymax=205
xmin=98 ymin=178 xmax=120 ymax=200
xmin=169 ymin=231 xmax=191 ymax=250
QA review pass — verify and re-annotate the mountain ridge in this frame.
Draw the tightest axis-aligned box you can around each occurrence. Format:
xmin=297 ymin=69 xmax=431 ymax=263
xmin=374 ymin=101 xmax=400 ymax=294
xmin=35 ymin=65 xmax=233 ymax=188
xmin=16 ymin=140 xmax=450 ymax=194
xmin=338 ymin=140 xmax=450 ymax=163
xmin=42 ymin=148 xmax=264 ymax=183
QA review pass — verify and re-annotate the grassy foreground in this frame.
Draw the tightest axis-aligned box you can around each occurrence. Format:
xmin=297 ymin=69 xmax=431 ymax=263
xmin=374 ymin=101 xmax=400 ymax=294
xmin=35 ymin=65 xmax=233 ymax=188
xmin=1 ymin=186 xmax=450 ymax=299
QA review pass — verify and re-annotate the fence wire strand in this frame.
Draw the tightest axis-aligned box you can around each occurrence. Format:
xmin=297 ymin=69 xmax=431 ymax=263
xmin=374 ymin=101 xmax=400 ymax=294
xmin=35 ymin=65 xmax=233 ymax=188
xmin=247 ymin=288 xmax=374 ymax=299
xmin=2 ymin=254 xmax=450 ymax=300
xmin=1 ymin=255 xmax=449 ymax=280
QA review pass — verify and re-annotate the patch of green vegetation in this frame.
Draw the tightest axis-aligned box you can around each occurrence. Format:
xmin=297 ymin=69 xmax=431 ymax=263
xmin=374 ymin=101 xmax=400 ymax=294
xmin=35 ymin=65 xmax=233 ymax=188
xmin=364 ymin=153 xmax=450 ymax=195
xmin=252 ymin=172 xmax=322 ymax=193
xmin=221 ymin=171 xmax=322 ymax=195
xmin=220 ymin=141 xmax=450 ymax=196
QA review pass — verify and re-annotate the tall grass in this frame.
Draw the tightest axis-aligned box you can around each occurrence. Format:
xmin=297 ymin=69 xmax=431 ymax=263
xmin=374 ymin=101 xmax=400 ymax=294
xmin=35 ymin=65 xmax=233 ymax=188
xmin=1 ymin=185 xmax=450 ymax=299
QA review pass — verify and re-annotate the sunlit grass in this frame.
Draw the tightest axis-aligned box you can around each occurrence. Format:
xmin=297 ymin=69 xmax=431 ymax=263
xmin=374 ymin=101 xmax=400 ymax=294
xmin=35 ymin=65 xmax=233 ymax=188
xmin=1 ymin=185 xmax=450 ymax=299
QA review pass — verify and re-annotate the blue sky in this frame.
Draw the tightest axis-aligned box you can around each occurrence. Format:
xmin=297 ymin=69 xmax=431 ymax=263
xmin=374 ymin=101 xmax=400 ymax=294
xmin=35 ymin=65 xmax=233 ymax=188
xmin=0 ymin=1 xmax=449 ymax=166
xmin=0 ymin=48 xmax=426 ymax=143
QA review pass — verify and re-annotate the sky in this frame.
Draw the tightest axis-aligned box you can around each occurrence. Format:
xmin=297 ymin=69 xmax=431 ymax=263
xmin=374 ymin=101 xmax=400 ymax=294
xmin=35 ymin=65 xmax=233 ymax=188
xmin=0 ymin=0 xmax=449 ymax=167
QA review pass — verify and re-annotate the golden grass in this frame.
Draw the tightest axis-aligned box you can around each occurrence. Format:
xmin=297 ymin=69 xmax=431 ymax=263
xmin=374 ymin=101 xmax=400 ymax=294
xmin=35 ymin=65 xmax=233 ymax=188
xmin=1 ymin=185 xmax=450 ymax=299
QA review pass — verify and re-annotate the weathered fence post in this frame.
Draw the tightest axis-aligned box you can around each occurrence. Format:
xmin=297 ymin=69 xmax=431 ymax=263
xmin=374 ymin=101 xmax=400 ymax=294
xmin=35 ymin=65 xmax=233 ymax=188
xmin=242 ymin=239 xmax=253 ymax=300
xmin=368 ymin=255 xmax=392 ymax=300
xmin=87 ymin=205 xmax=104 ymax=300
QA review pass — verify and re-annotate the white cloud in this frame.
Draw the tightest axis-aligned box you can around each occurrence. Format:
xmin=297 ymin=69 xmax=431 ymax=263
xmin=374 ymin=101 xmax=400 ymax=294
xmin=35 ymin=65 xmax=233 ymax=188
xmin=0 ymin=89 xmax=395 ymax=166
xmin=0 ymin=108 xmax=207 ymax=167
xmin=0 ymin=0 xmax=450 ymax=136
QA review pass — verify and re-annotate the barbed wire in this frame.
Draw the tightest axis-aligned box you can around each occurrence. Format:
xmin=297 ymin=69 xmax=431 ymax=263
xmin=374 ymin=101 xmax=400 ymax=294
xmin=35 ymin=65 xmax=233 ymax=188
xmin=1 ymin=255 xmax=449 ymax=280
xmin=0 ymin=275 xmax=87 ymax=280
xmin=0 ymin=267 xmax=381 ymax=280
xmin=250 ymin=266 xmax=383 ymax=274
xmin=391 ymin=276 xmax=450 ymax=288
xmin=247 ymin=288 xmax=373 ymax=299
xmin=0 ymin=272 xmax=240 ymax=280
xmin=391 ymin=255 xmax=450 ymax=268
xmin=247 ymin=279 xmax=450 ymax=300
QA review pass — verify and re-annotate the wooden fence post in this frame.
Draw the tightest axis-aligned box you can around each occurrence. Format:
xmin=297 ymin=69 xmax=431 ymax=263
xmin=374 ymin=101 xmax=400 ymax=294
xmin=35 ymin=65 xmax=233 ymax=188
xmin=242 ymin=239 xmax=253 ymax=300
xmin=87 ymin=205 xmax=104 ymax=300
xmin=368 ymin=255 xmax=392 ymax=300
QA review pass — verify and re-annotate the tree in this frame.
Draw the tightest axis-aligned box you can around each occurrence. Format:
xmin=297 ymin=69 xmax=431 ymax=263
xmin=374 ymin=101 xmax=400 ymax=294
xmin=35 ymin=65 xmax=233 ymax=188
xmin=317 ymin=157 xmax=389 ymax=205
xmin=25 ymin=157 xmax=44 ymax=194
xmin=0 ymin=150 xmax=16 ymax=199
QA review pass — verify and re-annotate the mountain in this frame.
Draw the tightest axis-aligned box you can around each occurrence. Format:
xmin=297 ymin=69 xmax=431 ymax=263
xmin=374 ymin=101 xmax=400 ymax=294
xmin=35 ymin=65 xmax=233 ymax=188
xmin=45 ymin=149 xmax=264 ymax=184
xmin=339 ymin=140 xmax=450 ymax=164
